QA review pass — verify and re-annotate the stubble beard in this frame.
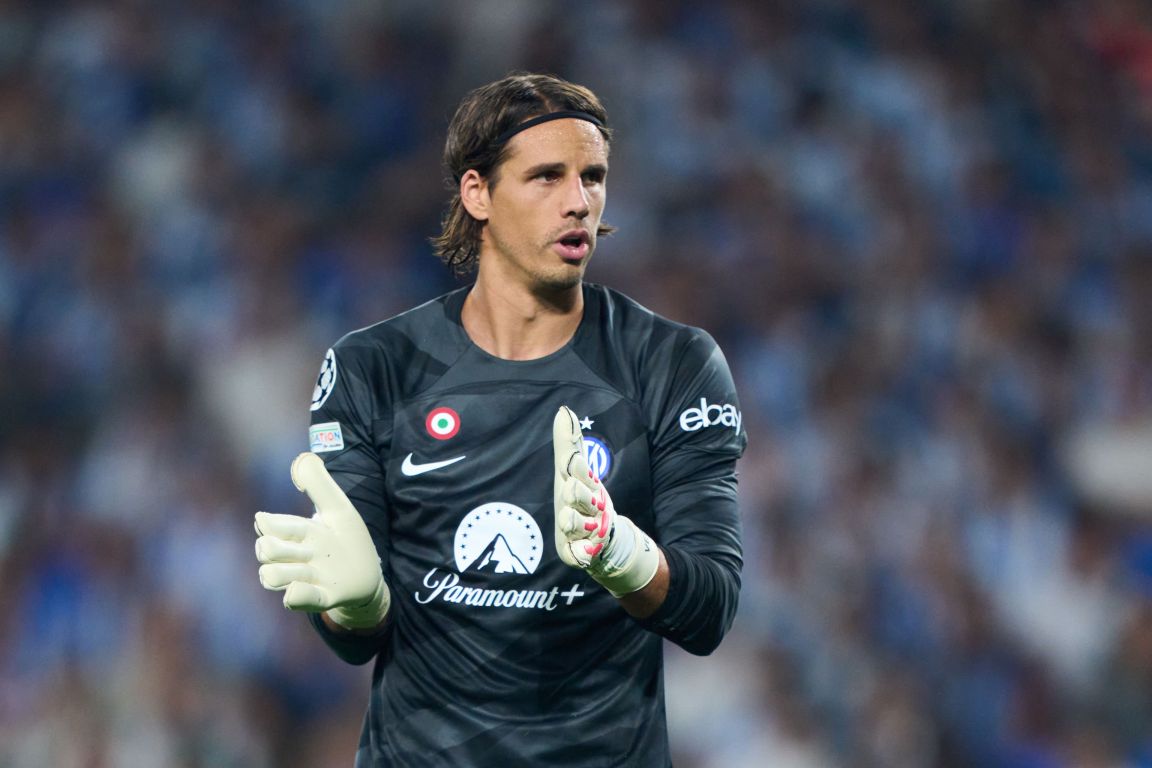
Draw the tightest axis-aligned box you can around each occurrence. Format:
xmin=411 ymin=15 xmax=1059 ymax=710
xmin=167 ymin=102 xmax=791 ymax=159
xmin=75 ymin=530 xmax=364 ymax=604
xmin=539 ymin=260 xmax=585 ymax=291
xmin=537 ymin=227 xmax=597 ymax=291
xmin=488 ymin=230 xmax=592 ymax=298
xmin=536 ymin=246 xmax=591 ymax=303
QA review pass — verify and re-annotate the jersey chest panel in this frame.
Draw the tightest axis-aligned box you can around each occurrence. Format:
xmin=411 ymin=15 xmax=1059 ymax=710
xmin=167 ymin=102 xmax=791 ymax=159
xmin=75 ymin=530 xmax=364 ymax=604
xmin=380 ymin=379 xmax=652 ymax=611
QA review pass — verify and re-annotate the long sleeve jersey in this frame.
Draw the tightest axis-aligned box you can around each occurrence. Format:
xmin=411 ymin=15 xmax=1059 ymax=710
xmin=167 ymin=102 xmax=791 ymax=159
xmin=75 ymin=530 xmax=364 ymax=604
xmin=304 ymin=283 xmax=747 ymax=767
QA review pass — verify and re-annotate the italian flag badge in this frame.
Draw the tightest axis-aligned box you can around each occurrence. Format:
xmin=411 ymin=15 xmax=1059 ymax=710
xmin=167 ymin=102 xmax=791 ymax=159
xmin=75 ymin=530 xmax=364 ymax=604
xmin=426 ymin=407 xmax=461 ymax=440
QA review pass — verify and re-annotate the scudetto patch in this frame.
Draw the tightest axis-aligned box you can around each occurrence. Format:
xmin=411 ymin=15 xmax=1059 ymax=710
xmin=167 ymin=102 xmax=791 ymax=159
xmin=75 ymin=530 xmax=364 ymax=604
xmin=310 ymin=348 xmax=337 ymax=412
xmin=426 ymin=407 xmax=461 ymax=440
xmin=310 ymin=421 xmax=344 ymax=452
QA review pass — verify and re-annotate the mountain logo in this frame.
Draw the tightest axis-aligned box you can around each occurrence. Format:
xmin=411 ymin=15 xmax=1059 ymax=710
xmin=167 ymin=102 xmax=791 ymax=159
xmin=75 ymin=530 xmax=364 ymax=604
xmin=470 ymin=534 xmax=528 ymax=574
xmin=454 ymin=502 xmax=542 ymax=575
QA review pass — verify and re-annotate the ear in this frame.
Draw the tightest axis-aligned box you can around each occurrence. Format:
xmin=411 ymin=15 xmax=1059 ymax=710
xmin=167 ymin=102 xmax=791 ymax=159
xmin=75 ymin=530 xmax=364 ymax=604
xmin=459 ymin=169 xmax=490 ymax=222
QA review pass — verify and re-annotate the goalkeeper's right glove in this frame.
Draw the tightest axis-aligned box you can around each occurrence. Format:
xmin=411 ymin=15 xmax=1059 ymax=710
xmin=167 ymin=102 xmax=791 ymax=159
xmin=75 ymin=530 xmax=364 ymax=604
xmin=254 ymin=452 xmax=390 ymax=630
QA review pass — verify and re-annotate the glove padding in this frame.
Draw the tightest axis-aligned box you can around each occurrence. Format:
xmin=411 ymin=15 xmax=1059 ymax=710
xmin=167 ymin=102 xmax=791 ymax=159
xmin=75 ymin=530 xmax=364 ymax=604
xmin=254 ymin=452 xmax=391 ymax=630
xmin=553 ymin=405 xmax=659 ymax=597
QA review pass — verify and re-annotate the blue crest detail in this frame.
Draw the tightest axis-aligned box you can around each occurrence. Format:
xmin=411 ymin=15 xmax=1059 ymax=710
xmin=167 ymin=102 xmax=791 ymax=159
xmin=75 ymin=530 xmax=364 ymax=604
xmin=583 ymin=436 xmax=613 ymax=480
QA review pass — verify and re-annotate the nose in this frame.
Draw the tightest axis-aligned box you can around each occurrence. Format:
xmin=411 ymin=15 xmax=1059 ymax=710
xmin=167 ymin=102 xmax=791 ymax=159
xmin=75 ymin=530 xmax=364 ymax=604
xmin=562 ymin=176 xmax=590 ymax=220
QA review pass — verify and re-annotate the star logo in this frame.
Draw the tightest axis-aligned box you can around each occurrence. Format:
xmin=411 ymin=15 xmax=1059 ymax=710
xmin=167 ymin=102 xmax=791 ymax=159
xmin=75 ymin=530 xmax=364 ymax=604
xmin=579 ymin=416 xmax=594 ymax=431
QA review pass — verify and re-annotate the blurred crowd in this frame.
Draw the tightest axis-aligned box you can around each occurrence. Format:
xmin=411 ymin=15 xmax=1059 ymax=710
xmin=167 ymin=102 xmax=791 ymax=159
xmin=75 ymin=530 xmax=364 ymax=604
xmin=3 ymin=0 xmax=1152 ymax=766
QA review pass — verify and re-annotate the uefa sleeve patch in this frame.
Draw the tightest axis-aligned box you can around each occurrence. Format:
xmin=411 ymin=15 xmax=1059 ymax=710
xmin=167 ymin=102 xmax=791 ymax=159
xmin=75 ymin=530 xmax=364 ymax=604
xmin=309 ymin=421 xmax=345 ymax=452
xmin=310 ymin=348 xmax=337 ymax=412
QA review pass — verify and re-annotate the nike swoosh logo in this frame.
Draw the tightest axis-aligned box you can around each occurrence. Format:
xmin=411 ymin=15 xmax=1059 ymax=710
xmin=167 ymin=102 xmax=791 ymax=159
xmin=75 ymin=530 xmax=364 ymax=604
xmin=401 ymin=453 xmax=466 ymax=476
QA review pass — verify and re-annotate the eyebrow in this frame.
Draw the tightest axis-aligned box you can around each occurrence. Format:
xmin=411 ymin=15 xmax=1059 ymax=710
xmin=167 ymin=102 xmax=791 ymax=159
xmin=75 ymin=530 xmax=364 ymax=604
xmin=521 ymin=161 xmax=609 ymax=178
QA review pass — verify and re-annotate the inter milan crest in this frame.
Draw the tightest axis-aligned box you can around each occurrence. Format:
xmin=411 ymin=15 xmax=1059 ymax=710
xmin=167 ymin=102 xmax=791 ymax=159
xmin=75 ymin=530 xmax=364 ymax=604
xmin=310 ymin=349 xmax=337 ymax=412
xmin=583 ymin=436 xmax=612 ymax=480
xmin=426 ymin=407 xmax=461 ymax=440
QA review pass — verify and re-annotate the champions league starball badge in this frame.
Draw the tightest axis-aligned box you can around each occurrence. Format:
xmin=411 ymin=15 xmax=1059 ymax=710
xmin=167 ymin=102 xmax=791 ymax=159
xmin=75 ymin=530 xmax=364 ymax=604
xmin=310 ymin=348 xmax=337 ymax=411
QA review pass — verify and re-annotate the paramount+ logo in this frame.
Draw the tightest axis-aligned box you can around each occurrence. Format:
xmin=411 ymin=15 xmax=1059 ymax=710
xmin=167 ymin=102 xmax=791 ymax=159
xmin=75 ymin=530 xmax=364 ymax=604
xmin=678 ymin=397 xmax=742 ymax=433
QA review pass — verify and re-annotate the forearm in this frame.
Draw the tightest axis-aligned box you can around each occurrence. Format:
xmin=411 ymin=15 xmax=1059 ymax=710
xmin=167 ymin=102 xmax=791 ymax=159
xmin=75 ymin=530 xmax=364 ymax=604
xmin=613 ymin=514 xmax=741 ymax=653
xmin=308 ymin=611 xmax=391 ymax=666
xmin=617 ymin=548 xmax=668 ymax=619
xmin=632 ymin=544 xmax=740 ymax=656
xmin=641 ymin=451 xmax=743 ymax=654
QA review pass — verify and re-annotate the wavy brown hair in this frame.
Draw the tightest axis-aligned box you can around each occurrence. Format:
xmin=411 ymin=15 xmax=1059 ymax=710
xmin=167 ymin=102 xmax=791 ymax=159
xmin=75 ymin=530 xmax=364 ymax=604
xmin=431 ymin=72 xmax=616 ymax=277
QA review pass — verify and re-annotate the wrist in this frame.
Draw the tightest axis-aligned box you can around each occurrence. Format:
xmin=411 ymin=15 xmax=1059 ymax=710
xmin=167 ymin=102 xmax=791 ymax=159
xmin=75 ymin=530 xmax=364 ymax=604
xmin=326 ymin=578 xmax=392 ymax=630
xmin=589 ymin=515 xmax=660 ymax=597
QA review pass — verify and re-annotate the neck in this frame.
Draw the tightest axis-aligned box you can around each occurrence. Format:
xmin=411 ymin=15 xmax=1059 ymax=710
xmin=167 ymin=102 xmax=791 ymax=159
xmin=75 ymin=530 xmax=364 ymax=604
xmin=461 ymin=276 xmax=584 ymax=361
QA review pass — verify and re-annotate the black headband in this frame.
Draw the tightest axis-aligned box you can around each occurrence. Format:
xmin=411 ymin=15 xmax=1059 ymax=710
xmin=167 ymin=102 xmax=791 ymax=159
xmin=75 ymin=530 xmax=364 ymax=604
xmin=491 ymin=110 xmax=606 ymax=147
xmin=455 ymin=111 xmax=607 ymax=182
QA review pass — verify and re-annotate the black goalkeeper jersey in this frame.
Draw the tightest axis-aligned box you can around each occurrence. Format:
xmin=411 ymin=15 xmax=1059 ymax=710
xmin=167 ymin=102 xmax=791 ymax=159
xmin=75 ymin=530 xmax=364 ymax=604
xmin=304 ymin=283 xmax=746 ymax=767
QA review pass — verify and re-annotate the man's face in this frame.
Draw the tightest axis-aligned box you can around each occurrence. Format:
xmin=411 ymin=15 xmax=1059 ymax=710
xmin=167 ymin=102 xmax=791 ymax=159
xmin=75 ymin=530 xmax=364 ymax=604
xmin=478 ymin=119 xmax=608 ymax=292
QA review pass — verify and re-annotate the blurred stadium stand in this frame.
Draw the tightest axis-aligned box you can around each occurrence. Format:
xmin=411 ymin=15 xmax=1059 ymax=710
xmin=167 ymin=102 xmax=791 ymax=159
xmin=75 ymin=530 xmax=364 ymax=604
xmin=3 ymin=1 xmax=1152 ymax=765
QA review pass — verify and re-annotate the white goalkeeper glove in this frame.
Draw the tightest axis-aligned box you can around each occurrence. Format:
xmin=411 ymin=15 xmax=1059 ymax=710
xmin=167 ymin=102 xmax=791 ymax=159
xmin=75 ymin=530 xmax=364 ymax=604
xmin=254 ymin=452 xmax=391 ymax=630
xmin=553 ymin=405 xmax=660 ymax=597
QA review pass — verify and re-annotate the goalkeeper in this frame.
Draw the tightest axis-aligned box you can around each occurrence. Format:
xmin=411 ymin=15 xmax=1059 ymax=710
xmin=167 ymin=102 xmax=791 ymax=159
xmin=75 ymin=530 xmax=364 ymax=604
xmin=254 ymin=72 xmax=746 ymax=767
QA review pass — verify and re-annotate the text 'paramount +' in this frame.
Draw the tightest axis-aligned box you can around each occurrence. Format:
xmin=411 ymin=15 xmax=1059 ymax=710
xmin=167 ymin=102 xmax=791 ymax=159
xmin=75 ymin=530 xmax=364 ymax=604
xmin=414 ymin=569 xmax=586 ymax=611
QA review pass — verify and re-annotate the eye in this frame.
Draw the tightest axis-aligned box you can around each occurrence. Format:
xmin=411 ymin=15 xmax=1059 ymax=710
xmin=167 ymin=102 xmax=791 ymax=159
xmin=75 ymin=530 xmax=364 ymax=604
xmin=582 ymin=169 xmax=606 ymax=185
xmin=537 ymin=169 xmax=562 ymax=183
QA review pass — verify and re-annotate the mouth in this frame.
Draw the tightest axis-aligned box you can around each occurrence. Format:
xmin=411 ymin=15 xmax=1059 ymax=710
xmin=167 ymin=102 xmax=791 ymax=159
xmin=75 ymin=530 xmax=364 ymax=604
xmin=554 ymin=229 xmax=591 ymax=263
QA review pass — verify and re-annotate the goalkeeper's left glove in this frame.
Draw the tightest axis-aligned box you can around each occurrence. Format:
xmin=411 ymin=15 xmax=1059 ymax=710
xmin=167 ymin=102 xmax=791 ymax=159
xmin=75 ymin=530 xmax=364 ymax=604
xmin=553 ymin=405 xmax=660 ymax=597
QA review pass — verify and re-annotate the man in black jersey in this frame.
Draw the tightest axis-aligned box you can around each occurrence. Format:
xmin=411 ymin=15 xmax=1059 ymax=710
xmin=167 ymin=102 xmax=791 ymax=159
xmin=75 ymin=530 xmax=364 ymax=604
xmin=254 ymin=73 xmax=747 ymax=767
